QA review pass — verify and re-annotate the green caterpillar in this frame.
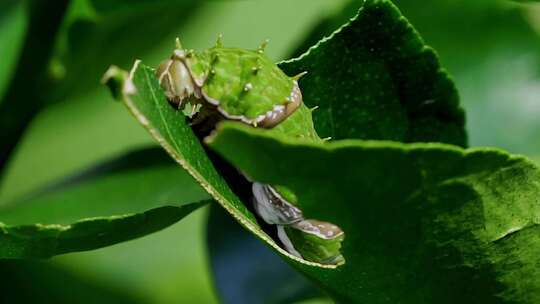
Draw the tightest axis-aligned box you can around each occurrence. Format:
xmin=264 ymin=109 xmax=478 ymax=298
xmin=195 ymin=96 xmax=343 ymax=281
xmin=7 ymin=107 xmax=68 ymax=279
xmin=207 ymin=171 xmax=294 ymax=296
xmin=156 ymin=37 xmax=344 ymax=265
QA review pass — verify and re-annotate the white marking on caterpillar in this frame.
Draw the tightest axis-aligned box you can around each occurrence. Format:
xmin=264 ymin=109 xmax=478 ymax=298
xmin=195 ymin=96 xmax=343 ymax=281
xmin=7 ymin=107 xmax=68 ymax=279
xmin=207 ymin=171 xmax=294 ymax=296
xmin=294 ymin=219 xmax=344 ymax=240
xmin=252 ymin=183 xmax=303 ymax=225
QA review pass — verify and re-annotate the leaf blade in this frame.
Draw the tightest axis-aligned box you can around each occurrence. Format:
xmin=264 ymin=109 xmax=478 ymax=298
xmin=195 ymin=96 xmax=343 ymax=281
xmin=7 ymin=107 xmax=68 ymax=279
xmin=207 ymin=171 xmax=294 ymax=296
xmin=280 ymin=0 xmax=467 ymax=146
xmin=207 ymin=122 xmax=540 ymax=303
xmin=0 ymin=204 xmax=205 ymax=259
xmin=0 ymin=148 xmax=211 ymax=259
xmin=104 ymin=63 xmax=326 ymax=268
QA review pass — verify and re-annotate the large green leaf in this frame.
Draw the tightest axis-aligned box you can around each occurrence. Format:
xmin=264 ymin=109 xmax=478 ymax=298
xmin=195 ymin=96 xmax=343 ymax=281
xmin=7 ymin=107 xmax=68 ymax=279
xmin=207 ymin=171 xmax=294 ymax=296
xmin=302 ymin=0 xmax=540 ymax=156
xmin=0 ymin=148 xmax=210 ymax=259
xmin=207 ymin=122 xmax=540 ymax=303
xmin=103 ymin=0 xmax=469 ymax=268
xmin=279 ymin=0 xmax=466 ymax=146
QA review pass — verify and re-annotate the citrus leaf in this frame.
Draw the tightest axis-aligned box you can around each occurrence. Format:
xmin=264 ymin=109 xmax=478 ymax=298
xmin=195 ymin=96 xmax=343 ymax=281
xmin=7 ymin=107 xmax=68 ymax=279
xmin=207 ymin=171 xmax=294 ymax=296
xmin=0 ymin=205 xmax=203 ymax=259
xmin=280 ymin=0 xmax=467 ymax=146
xmin=102 ymin=0 xmax=472 ymax=273
xmin=0 ymin=148 xmax=210 ymax=259
xmin=103 ymin=63 xmax=325 ymax=268
xmin=207 ymin=122 xmax=540 ymax=303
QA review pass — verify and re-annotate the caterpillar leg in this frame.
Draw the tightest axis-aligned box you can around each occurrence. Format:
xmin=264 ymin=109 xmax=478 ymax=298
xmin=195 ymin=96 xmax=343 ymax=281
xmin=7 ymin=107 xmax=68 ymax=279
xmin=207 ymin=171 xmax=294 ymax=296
xmin=251 ymin=182 xmax=303 ymax=225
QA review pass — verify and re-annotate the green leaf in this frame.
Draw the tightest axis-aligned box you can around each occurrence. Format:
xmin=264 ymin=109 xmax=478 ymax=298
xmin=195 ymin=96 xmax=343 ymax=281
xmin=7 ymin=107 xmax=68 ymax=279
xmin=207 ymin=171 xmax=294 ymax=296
xmin=103 ymin=62 xmax=321 ymax=267
xmin=102 ymin=0 xmax=472 ymax=270
xmin=207 ymin=122 xmax=540 ymax=303
xmin=0 ymin=148 xmax=210 ymax=259
xmin=54 ymin=206 xmax=219 ymax=303
xmin=279 ymin=0 xmax=466 ymax=147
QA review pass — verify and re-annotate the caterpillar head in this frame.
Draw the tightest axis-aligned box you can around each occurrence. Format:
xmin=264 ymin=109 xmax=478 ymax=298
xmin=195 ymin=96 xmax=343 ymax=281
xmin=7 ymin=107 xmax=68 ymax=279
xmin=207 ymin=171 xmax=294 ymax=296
xmin=156 ymin=44 xmax=201 ymax=107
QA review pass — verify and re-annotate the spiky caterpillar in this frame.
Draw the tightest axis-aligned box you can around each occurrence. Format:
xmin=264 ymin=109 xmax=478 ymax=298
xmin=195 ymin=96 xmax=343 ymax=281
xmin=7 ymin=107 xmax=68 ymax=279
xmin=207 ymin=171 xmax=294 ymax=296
xmin=156 ymin=38 xmax=344 ymax=265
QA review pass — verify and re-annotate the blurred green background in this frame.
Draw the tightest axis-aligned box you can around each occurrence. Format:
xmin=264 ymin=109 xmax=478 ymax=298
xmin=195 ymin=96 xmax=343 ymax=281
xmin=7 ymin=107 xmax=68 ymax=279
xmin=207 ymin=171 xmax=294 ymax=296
xmin=0 ymin=0 xmax=539 ymax=303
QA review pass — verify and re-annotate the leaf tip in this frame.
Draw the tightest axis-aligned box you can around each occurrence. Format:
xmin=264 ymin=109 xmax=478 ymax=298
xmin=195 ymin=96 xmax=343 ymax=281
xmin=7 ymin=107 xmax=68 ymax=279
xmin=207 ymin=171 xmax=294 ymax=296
xmin=102 ymin=60 xmax=141 ymax=100
xmin=102 ymin=65 xmax=127 ymax=100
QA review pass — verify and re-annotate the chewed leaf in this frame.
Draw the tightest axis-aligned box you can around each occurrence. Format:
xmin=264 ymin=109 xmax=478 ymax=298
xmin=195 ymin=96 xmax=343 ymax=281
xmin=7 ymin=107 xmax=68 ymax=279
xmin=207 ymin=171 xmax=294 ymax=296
xmin=103 ymin=62 xmax=331 ymax=268
xmin=207 ymin=121 xmax=540 ymax=303
xmin=280 ymin=0 xmax=467 ymax=146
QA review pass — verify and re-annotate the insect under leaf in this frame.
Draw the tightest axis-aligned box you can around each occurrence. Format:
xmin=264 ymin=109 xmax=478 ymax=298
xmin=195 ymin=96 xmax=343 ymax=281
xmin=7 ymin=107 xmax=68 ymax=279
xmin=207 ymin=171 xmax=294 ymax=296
xmin=156 ymin=37 xmax=345 ymax=265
